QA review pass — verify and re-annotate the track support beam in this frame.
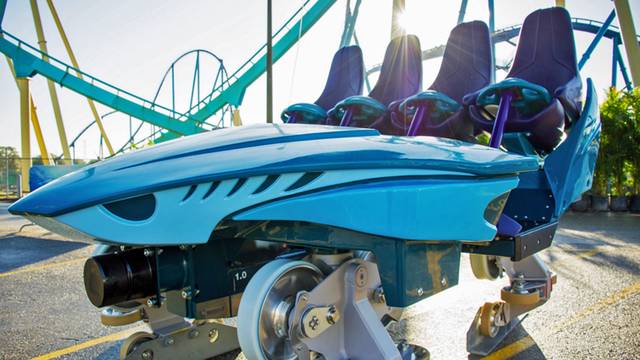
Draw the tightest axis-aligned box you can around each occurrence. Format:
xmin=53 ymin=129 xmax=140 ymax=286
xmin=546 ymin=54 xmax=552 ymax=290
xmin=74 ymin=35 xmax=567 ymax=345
xmin=46 ymin=0 xmax=114 ymax=156
xmin=613 ymin=0 xmax=640 ymax=87
xmin=6 ymin=55 xmax=50 ymax=164
xmin=390 ymin=0 xmax=406 ymax=39
xmin=29 ymin=0 xmax=71 ymax=164
xmin=18 ymin=77 xmax=31 ymax=194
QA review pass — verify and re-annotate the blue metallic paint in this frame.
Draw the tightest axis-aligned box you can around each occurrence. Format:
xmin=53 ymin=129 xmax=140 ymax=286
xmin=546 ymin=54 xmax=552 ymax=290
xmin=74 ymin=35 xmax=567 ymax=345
xmin=544 ymin=79 xmax=601 ymax=218
xmin=235 ymin=177 xmax=518 ymax=241
xmin=10 ymin=124 xmax=537 ymax=217
xmin=50 ymin=169 xmax=482 ymax=245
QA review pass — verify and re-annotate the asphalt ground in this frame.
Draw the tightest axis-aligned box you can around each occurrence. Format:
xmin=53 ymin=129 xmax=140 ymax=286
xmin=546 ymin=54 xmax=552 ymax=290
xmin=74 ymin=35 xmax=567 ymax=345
xmin=0 ymin=201 xmax=638 ymax=360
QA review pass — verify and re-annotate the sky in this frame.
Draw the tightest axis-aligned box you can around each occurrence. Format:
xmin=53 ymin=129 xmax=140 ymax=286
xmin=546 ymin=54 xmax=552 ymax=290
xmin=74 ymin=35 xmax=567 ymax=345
xmin=0 ymin=0 xmax=638 ymax=160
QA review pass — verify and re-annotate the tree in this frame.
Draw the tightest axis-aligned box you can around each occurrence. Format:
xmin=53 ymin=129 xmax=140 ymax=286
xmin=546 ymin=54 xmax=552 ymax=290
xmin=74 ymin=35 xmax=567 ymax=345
xmin=0 ymin=146 xmax=19 ymax=174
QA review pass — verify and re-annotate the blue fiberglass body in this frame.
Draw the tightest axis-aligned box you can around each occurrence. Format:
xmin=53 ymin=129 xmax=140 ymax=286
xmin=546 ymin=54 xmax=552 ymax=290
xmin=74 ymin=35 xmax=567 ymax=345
xmin=10 ymin=123 xmax=538 ymax=246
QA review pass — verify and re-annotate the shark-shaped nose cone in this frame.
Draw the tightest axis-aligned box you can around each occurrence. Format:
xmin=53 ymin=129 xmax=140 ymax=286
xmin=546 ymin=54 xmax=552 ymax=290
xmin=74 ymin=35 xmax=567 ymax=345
xmin=7 ymin=167 xmax=91 ymax=217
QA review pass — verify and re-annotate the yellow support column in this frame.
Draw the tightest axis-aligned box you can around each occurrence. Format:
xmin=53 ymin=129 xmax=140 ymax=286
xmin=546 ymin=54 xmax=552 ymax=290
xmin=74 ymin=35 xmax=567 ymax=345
xmin=555 ymin=0 xmax=565 ymax=7
xmin=30 ymin=104 xmax=51 ymax=165
xmin=5 ymin=56 xmax=51 ymax=165
xmin=232 ymin=109 xmax=243 ymax=127
xmin=613 ymin=0 xmax=640 ymax=87
xmin=18 ymin=78 xmax=32 ymax=194
xmin=46 ymin=0 xmax=114 ymax=156
xmin=29 ymin=0 xmax=72 ymax=164
xmin=390 ymin=0 xmax=406 ymax=39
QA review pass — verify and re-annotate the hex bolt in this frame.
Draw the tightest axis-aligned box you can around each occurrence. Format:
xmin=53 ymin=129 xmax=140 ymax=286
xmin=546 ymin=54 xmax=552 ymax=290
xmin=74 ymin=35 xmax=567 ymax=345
xmin=416 ymin=288 xmax=424 ymax=296
xmin=143 ymin=248 xmax=154 ymax=257
xmin=513 ymin=274 xmax=528 ymax=294
xmin=181 ymin=287 xmax=198 ymax=300
xmin=373 ymin=287 xmax=386 ymax=303
xmin=146 ymin=297 xmax=158 ymax=307
xmin=208 ymin=329 xmax=219 ymax=343
xmin=441 ymin=276 xmax=448 ymax=287
xmin=141 ymin=349 xmax=153 ymax=360
xmin=181 ymin=288 xmax=191 ymax=299
xmin=325 ymin=305 xmax=340 ymax=325
xmin=308 ymin=315 xmax=320 ymax=330
xmin=189 ymin=329 xmax=199 ymax=339
xmin=163 ymin=336 xmax=174 ymax=346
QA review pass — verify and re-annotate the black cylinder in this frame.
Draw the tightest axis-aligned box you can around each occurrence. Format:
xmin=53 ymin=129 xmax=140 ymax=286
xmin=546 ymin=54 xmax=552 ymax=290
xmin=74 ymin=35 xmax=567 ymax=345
xmin=83 ymin=249 xmax=156 ymax=307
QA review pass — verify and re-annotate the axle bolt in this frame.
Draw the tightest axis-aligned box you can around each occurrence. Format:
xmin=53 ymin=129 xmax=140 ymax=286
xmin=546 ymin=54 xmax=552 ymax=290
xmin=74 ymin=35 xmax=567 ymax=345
xmin=513 ymin=274 xmax=528 ymax=294
xmin=208 ymin=329 xmax=219 ymax=343
xmin=141 ymin=349 xmax=153 ymax=360
xmin=143 ymin=248 xmax=154 ymax=257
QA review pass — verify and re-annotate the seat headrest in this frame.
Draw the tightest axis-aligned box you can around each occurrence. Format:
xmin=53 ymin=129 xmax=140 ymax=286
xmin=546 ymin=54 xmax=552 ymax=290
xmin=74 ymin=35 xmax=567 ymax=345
xmin=369 ymin=34 xmax=423 ymax=107
xmin=507 ymin=7 xmax=578 ymax=93
xmin=430 ymin=21 xmax=492 ymax=104
xmin=315 ymin=45 xmax=364 ymax=110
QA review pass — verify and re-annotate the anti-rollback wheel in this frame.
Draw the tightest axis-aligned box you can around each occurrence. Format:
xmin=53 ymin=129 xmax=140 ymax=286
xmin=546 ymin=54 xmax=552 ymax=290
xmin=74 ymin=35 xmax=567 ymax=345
xmin=119 ymin=331 xmax=154 ymax=360
xmin=470 ymin=254 xmax=501 ymax=280
xmin=237 ymin=259 xmax=323 ymax=360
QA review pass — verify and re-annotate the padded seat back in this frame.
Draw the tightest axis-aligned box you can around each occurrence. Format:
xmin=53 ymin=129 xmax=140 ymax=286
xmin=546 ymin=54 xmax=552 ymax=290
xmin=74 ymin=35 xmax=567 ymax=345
xmin=507 ymin=7 xmax=578 ymax=95
xmin=430 ymin=21 xmax=492 ymax=103
xmin=369 ymin=35 xmax=422 ymax=107
xmin=315 ymin=45 xmax=364 ymax=110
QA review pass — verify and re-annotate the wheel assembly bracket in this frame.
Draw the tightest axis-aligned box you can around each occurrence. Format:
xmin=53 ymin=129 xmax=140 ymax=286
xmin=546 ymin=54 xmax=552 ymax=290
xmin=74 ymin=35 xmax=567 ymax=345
xmin=124 ymin=321 xmax=239 ymax=360
xmin=289 ymin=259 xmax=402 ymax=360
xmin=466 ymin=253 xmax=555 ymax=356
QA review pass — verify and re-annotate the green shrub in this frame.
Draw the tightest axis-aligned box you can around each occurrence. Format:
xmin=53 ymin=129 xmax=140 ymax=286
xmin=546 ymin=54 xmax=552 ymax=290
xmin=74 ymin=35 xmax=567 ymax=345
xmin=595 ymin=88 xmax=640 ymax=196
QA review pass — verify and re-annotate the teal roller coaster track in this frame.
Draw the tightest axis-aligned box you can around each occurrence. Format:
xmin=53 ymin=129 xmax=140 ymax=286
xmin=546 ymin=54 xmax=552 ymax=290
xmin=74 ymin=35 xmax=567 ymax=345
xmin=0 ymin=0 xmax=637 ymax=151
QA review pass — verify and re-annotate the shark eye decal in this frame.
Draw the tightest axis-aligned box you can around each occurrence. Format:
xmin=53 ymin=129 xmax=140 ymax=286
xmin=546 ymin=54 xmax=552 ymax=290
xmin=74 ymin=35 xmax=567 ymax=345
xmin=103 ymin=194 xmax=156 ymax=221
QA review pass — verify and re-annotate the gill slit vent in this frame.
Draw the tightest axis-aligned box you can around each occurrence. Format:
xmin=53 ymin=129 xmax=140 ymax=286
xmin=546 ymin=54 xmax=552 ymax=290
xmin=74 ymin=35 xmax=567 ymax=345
xmin=253 ymin=175 xmax=280 ymax=195
xmin=202 ymin=181 xmax=220 ymax=200
xmin=182 ymin=185 xmax=198 ymax=202
xmin=227 ymin=178 xmax=247 ymax=197
xmin=285 ymin=172 xmax=323 ymax=192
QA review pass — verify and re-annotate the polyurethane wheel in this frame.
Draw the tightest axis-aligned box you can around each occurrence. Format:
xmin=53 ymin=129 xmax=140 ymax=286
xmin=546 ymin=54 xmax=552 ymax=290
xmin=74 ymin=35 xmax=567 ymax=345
xmin=119 ymin=331 xmax=154 ymax=360
xmin=501 ymin=287 xmax=540 ymax=305
xmin=237 ymin=259 xmax=323 ymax=360
xmin=470 ymin=254 xmax=501 ymax=280
xmin=101 ymin=306 xmax=143 ymax=326
xmin=478 ymin=302 xmax=501 ymax=338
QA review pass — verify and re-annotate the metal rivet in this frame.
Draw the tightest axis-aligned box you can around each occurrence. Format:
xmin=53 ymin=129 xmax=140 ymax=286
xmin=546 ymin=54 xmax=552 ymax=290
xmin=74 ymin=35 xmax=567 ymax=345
xmin=355 ymin=266 xmax=368 ymax=288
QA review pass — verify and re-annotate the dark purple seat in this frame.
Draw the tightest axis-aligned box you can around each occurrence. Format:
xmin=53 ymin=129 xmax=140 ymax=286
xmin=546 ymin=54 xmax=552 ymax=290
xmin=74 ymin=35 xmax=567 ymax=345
xmin=468 ymin=7 xmax=582 ymax=153
xmin=281 ymin=46 xmax=364 ymax=124
xmin=395 ymin=21 xmax=492 ymax=140
xmin=328 ymin=35 xmax=422 ymax=134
